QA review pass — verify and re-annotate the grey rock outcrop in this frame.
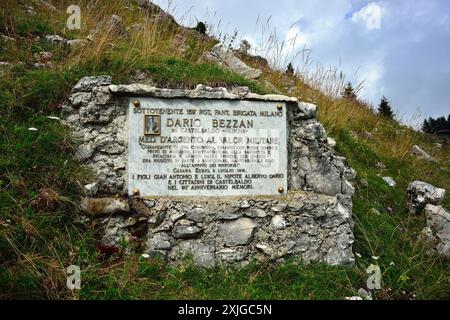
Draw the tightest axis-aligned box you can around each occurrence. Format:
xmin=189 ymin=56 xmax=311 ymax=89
xmin=407 ymin=181 xmax=446 ymax=214
xmin=411 ymin=145 xmax=437 ymax=162
xmin=421 ymin=204 xmax=450 ymax=257
xmin=202 ymin=43 xmax=262 ymax=80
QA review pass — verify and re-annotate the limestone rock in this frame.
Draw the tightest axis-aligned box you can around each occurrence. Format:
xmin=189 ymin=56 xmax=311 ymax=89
xmin=294 ymin=102 xmax=317 ymax=120
xmin=73 ymin=76 xmax=112 ymax=92
xmin=411 ymin=145 xmax=437 ymax=162
xmin=382 ymin=177 xmax=396 ymax=187
xmin=81 ymin=197 xmax=129 ymax=216
xmin=244 ymin=208 xmax=267 ymax=218
xmin=172 ymin=219 xmax=201 ymax=239
xmin=217 ymin=248 xmax=248 ymax=264
xmin=271 ymin=215 xmax=287 ymax=230
xmin=170 ymin=240 xmax=216 ymax=268
xmin=219 ymin=218 xmax=258 ymax=246
xmin=422 ymin=204 xmax=450 ymax=257
xmin=407 ymin=181 xmax=446 ymax=214
xmin=368 ymin=208 xmax=381 ymax=216
xmin=83 ymin=183 xmax=99 ymax=197
xmin=185 ymin=206 xmax=206 ymax=223
xmin=327 ymin=137 xmax=337 ymax=148
xmin=101 ymin=215 xmax=130 ymax=247
xmin=202 ymin=43 xmax=262 ymax=80
xmin=146 ymin=232 xmax=172 ymax=251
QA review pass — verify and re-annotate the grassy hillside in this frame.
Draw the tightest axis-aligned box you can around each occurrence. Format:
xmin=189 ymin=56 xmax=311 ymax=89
xmin=0 ymin=0 xmax=448 ymax=300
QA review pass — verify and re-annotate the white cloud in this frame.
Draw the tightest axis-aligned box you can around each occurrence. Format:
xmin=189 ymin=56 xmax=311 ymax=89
xmin=352 ymin=2 xmax=383 ymax=30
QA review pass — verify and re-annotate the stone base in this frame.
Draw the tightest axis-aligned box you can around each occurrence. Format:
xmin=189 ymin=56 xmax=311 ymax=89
xmin=94 ymin=191 xmax=355 ymax=267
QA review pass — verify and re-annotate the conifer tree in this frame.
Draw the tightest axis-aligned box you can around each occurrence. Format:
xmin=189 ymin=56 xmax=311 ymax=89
xmin=286 ymin=63 xmax=295 ymax=76
xmin=342 ymin=82 xmax=357 ymax=100
xmin=378 ymin=96 xmax=394 ymax=119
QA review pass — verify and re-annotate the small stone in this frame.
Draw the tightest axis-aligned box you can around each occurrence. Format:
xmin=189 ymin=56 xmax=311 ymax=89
xmin=360 ymin=179 xmax=369 ymax=188
xmin=255 ymin=243 xmax=275 ymax=257
xmin=239 ymin=200 xmax=251 ymax=209
xmin=219 ymin=218 xmax=258 ymax=246
xmin=83 ymin=183 xmax=98 ymax=196
xmin=244 ymin=208 xmax=267 ymax=218
xmin=382 ymin=177 xmax=396 ymax=187
xmin=271 ymin=215 xmax=287 ymax=230
xmin=72 ymin=76 xmax=112 ymax=92
xmin=368 ymin=208 xmax=381 ymax=216
xmin=411 ymin=145 xmax=437 ymax=162
xmin=170 ymin=240 xmax=216 ymax=268
xmin=147 ymin=232 xmax=171 ymax=251
xmin=67 ymin=39 xmax=87 ymax=47
xmin=295 ymin=102 xmax=317 ymax=120
xmin=407 ymin=181 xmax=446 ymax=214
xmin=141 ymin=253 xmax=150 ymax=259
xmin=45 ymin=34 xmax=66 ymax=44
xmin=217 ymin=248 xmax=248 ymax=264
xmin=216 ymin=208 xmax=242 ymax=220
xmin=75 ymin=143 xmax=94 ymax=161
xmin=327 ymin=137 xmax=337 ymax=147
xmin=185 ymin=206 xmax=206 ymax=223
xmin=375 ymin=162 xmax=386 ymax=170
xmin=358 ymin=288 xmax=372 ymax=300
xmin=172 ymin=220 xmax=201 ymax=239
xmin=271 ymin=204 xmax=287 ymax=212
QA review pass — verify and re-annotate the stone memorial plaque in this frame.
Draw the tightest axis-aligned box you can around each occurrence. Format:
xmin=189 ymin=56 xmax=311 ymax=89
xmin=128 ymin=98 xmax=287 ymax=197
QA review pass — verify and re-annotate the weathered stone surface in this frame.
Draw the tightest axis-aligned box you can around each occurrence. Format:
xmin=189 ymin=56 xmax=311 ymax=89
xmin=271 ymin=215 xmax=287 ymax=230
xmin=407 ymin=181 xmax=446 ymax=214
xmin=83 ymin=183 xmax=99 ymax=197
xmin=244 ymin=208 xmax=267 ymax=218
xmin=421 ymin=204 xmax=450 ymax=257
xmin=108 ymin=83 xmax=297 ymax=102
xmin=81 ymin=197 xmax=129 ymax=216
xmin=101 ymin=215 xmax=130 ymax=247
xmin=146 ymin=232 xmax=172 ymax=251
xmin=73 ymin=76 xmax=112 ymax=92
xmin=294 ymin=102 xmax=317 ymax=120
xmin=411 ymin=145 xmax=437 ymax=162
xmin=185 ymin=207 xmax=206 ymax=223
xmin=217 ymin=248 xmax=249 ymax=264
xmin=219 ymin=218 xmax=258 ymax=246
xmin=202 ymin=43 xmax=262 ymax=80
xmin=382 ymin=176 xmax=397 ymax=188
xmin=172 ymin=220 xmax=202 ymax=239
xmin=170 ymin=240 xmax=216 ymax=268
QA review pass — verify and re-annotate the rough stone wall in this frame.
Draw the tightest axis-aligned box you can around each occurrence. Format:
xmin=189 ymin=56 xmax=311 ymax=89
xmin=62 ymin=76 xmax=356 ymax=267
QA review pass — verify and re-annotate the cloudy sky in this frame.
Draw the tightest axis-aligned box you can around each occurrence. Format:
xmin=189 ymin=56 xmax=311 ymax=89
xmin=154 ymin=0 xmax=450 ymax=126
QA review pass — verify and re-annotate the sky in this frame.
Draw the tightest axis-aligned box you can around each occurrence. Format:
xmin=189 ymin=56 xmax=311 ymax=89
xmin=154 ymin=0 xmax=450 ymax=126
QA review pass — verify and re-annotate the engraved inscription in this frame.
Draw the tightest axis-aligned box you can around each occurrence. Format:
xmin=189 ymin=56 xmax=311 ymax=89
xmin=128 ymin=98 xmax=288 ymax=197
